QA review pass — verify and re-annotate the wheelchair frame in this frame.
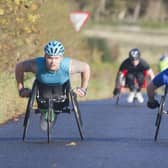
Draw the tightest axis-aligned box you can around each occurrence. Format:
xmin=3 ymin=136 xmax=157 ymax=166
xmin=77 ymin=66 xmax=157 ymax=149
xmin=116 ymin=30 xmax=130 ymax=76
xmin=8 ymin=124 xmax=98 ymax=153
xmin=154 ymin=85 xmax=168 ymax=141
xmin=115 ymin=69 xmax=147 ymax=105
xmin=22 ymin=79 xmax=84 ymax=143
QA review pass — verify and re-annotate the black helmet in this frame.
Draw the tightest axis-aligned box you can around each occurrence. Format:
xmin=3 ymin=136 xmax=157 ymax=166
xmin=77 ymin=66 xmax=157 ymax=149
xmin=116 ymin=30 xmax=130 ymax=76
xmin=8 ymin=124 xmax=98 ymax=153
xmin=129 ymin=48 xmax=140 ymax=61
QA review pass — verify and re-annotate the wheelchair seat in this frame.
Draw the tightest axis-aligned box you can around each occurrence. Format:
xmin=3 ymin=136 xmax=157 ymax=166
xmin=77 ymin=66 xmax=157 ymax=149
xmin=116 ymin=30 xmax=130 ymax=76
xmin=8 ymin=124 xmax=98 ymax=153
xmin=115 ymin=69 xmax=147 ymax=105
xmin=119 ymin=69 xmax=147 ymax=92
xmin=36 ymin=80 xmax=70 ymax=111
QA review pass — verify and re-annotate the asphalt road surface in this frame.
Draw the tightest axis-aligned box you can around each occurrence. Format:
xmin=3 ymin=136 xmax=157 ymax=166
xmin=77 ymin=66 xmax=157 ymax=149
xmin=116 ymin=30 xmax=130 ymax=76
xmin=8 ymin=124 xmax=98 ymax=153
xmin=1 ymin=94 xmax=168 ymax=168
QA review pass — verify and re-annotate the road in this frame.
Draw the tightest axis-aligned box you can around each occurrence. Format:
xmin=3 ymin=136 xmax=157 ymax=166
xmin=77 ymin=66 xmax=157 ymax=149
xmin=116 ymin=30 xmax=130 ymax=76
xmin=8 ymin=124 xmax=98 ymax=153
xmin=0 ymin=94 xmax=168 ymax=168
xmin=84 ymin=25 xmax=168 ymax=47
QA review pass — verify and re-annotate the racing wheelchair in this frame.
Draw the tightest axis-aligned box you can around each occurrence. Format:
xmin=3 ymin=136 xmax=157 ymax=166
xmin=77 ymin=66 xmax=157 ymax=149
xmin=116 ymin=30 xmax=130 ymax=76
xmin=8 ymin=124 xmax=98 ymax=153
xmin=115 ymin=69 xmax=147 ymax=105
xmin=154 ymin=85 xmax=168 ymax=141
xmin=22 ymin=79 xmax=84 ymax=143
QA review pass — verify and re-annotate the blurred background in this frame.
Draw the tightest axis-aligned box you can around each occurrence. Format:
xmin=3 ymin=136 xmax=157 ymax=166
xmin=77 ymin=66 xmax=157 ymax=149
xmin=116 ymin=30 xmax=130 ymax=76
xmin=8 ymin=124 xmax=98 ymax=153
xmin=1 ymin=0 xmax=168 ymax=123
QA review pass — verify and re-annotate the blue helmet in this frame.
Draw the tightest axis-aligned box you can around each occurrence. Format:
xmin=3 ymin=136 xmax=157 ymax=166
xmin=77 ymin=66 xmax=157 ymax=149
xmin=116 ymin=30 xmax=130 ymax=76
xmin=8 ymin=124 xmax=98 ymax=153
xmin=44 ymin=40 xmax=64 ymax=56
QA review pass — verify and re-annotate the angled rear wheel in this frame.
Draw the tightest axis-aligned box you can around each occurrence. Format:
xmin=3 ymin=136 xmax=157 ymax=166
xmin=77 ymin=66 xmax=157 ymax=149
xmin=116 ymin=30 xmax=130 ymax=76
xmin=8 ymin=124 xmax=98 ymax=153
xmin=154 ymin=96 xmax=165 ymax=141
xmin=22 ymin=80 xmax=37 ymax=141
xmin=70 ymin=91 xmax=84 ymax=140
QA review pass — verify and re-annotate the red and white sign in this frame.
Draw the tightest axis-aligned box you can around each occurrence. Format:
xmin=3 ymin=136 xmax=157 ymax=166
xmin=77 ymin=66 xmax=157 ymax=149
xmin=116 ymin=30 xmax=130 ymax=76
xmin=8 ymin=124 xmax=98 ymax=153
xmin=70 ymin=11 xmax=90 ymax=32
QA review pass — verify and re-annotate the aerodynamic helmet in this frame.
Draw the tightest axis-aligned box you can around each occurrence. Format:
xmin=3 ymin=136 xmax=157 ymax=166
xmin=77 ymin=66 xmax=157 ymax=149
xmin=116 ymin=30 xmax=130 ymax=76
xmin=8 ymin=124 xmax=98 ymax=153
xmin=129 ymin=48 xmax=140 ymax=61
xmin=44 ymin=40 xmax=64 ymax=56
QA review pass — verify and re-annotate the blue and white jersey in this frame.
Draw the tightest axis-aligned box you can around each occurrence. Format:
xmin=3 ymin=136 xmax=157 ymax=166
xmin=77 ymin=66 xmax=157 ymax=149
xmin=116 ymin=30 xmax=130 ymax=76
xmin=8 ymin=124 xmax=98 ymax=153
xmin=153 ymin=68 xmax=168 ymax=87
xmin=36 ymin=57 xmax=71 ymax=85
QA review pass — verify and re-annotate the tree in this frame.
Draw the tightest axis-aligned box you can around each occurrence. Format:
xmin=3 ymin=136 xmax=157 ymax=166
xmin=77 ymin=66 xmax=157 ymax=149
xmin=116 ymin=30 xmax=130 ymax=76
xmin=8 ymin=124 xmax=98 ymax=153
xmin=132 ymin=0 xmax=141 ymax=21
xmin=94 ymin=0 xmax=106 ymax=21
xmin=145 ymin=0 xmax=166 ymax=21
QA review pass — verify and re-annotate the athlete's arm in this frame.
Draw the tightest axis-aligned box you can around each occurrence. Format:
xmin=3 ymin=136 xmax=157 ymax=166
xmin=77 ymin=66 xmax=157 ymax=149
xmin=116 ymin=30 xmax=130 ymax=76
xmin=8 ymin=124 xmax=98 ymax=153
xmin=147 ymin=81 xmax=158 ymax=101
xmin=70 ymin=59 xmax=90 ymax=96
xmin=113 ymin=61 xmax=126 ymax=95
xmin=114 ymin=71 xmax=123 ymax=89
xmin=147 ymin=70 xmax=163 ymax=101
xmin=146 ymin=70 xmax=167 ymax=108
xmin=146 ymin=81 xmax=160 ymax=109
xmin=146 ymin=68 xmax=155 ymax=80
xmin=15 ymin=59 xmax=36 ymax=97
xmin=140 ymin=58 xmax=155 ymax=80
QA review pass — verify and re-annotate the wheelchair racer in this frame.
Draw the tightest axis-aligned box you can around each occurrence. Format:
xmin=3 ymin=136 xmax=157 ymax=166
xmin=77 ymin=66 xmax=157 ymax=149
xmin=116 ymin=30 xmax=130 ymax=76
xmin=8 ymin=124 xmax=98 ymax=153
xmin=15 ymin=40 xmax=90 ymax=131
xmin=113 ymin=48 xmax=155 ymax=103
xmin=147 ymin=55 xmax=168 ymax=109
xmin=147 ymin=68 xmax=168 ymax=109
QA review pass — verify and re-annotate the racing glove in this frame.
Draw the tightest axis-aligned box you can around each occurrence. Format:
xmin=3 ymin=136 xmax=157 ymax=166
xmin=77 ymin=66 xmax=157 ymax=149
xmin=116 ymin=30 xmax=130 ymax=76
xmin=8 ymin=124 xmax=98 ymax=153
xmin=147 ymin=99 xmax=160 ymax=109
xmin=76 ymin=87 xmax=87 ymax=96
xmin=113 ymin=88 xmax=120 ymax=96
xmin=19 ymin=88 xmax=31 ymax=97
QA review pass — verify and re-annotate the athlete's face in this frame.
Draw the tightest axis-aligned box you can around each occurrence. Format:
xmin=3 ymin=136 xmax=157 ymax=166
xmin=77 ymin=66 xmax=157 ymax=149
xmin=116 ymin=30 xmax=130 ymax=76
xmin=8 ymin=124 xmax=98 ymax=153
xmin=45 ymin=54 xmax=62 ymax=71
xmin=131 ymin=59 xmax=140 ymax=66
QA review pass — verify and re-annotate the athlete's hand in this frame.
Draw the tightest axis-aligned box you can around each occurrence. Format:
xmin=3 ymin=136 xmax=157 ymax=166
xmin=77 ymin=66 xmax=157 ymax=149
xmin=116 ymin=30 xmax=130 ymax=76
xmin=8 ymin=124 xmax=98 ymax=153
xmin=19 ymin=88 xmax=31 ymax=97
xmin=74 ymin=87 xmax=87 ymax=97
xmin=147 ymin=99 xmax=160 ymax=109
xmin=113 ymin=88 xmax=120 ymax=96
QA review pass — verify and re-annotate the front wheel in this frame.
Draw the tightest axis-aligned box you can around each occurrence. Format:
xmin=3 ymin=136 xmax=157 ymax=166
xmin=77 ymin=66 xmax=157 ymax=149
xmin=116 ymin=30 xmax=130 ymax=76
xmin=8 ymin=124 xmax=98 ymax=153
xmin=115 ymin=94 xmax=120 ymax=105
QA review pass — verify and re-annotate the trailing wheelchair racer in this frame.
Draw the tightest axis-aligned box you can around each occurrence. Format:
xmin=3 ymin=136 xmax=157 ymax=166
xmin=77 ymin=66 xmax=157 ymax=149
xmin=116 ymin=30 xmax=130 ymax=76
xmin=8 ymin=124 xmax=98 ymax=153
xmin=113 ymin=48 xmax=155 ymax=105
xmin=113 ymin=69 xmax=148 ymax=104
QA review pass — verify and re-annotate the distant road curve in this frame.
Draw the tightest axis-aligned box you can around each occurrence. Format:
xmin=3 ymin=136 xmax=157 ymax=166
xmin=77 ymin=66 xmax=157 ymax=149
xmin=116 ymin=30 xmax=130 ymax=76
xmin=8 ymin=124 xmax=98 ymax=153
xmin=84 ymin=25 xmax=168 ymax=47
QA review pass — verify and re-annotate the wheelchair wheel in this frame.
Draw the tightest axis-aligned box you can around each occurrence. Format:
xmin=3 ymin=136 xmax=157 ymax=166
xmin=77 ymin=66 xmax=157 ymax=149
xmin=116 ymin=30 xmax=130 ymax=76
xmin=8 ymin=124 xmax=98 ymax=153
xmin=47 ymin=110 xmax=51 ymax=144
xmin=154 ymin=96 xmax=165 ymax=141
xmin=70 ymin=91 xmax=84 ymax=140
xmin=47 ymin=99 xmax=55 ymax=144
xmin=115 ymin=94 xmax=120 ymax=105
xmin=22 ymin=80 xmax=37 ymax=141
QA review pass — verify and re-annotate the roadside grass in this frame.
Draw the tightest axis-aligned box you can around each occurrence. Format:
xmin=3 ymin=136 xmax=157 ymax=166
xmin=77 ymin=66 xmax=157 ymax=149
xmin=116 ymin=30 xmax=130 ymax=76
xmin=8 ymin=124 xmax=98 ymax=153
xmin=79 ymin=62 xmax=117 ymax=100
xmin=0 ymin=73 xmax=35 ymax=124
xmin=0 ymin=73 xmax=26 ymax=124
